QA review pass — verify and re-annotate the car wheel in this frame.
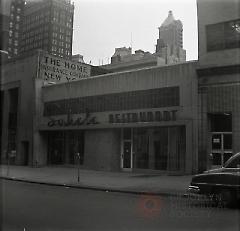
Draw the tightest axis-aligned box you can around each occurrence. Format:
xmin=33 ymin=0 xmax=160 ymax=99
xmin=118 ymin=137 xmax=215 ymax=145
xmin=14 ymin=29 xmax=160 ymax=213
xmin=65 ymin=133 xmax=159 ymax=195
xmin=217 ymin=189 xmax=236 ymax=208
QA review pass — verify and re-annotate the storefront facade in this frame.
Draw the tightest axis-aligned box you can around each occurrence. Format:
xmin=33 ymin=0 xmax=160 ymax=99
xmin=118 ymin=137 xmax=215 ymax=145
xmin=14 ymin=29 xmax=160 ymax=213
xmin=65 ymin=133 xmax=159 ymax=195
xmin=38 ymin=61 xmax=198 ymax=174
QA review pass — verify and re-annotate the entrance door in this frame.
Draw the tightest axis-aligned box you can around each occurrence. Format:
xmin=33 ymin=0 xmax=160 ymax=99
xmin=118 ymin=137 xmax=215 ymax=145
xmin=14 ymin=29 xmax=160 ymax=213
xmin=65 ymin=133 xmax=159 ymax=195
xmin=48 ymin=131 xmax=65 ymax=165
xmin=211 ymin=133 xmax=232 ymax=167
xmin=121 ymin=128 xmax=132 ymax=170
xmin=210 ymin=113 xmax=232 ymax=168
xmin=122 ymin=141 xmax=132 ymax=169
xmin=21 ymin=141 xmax=29 ymax=166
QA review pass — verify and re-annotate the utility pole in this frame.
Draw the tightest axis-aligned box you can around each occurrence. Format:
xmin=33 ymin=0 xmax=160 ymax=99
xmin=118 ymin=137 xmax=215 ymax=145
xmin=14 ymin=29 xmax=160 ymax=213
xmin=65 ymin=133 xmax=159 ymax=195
xmin=76 ymin=152 xmax=80 ymax=183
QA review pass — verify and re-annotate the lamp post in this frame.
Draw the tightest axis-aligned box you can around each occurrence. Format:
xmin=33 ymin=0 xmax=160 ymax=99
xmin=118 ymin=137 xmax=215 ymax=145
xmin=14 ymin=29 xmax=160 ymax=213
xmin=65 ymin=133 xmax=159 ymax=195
xmin=76 ymin=152 xmax=80 ymax=183
xmin=7 ymin=150 xmax=10 ymax=176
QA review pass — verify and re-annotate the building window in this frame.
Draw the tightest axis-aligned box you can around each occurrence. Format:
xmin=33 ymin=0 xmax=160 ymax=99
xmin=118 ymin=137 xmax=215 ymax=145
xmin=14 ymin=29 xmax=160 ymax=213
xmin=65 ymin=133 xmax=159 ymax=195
xmin=66 ymin=36 xmax=71 ymax=42
xmin=44 ymin=87 xmax=180 ymax=116
xmin=210 ymin=113 xmax=232 ymax=166
xmin=52 ymin=46 xmax=57 ymax=52
xmin=206 ymin=19 xmax=240 ymax=51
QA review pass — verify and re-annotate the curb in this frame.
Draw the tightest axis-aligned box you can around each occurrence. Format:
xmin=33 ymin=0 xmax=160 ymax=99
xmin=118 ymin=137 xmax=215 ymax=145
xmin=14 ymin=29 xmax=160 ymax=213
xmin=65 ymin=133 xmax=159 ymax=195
xmin=0 ymin=176 xmax=188 ymax=198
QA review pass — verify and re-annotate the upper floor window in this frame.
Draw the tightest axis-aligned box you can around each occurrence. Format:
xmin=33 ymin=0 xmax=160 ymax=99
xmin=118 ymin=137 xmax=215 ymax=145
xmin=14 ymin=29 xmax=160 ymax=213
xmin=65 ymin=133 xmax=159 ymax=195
xmin=206 ymin=19 xmax=240 ymax=52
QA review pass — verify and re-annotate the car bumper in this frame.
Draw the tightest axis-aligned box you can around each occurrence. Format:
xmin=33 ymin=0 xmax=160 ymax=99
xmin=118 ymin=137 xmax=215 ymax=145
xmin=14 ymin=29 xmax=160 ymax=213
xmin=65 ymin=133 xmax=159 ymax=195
xmin=188 ymin=185 xmax=200 ymax=194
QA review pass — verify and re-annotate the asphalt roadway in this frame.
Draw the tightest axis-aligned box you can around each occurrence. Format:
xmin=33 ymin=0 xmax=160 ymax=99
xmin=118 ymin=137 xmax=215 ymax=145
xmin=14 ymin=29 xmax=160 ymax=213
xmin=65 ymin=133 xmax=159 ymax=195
xmin=1 ymin=179 xmax=239 ymax=231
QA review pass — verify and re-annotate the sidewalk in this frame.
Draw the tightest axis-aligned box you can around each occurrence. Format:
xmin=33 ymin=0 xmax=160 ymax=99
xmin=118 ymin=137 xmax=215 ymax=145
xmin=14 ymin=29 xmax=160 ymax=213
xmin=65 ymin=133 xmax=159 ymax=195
xmin=0 ymin=165 xmax=192 ymax=196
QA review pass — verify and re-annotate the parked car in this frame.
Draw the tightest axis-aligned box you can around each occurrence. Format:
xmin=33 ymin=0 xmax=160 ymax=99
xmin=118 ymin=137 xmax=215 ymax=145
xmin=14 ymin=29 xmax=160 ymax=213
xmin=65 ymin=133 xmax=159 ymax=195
xmin=188 ymin=152 xmax=240 ymax=207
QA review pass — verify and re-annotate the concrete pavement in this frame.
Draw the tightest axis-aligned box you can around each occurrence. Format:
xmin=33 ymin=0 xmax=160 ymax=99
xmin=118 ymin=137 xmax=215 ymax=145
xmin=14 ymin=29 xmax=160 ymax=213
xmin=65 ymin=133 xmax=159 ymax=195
xmin=0 ymin=165 xmax=192 ymax=196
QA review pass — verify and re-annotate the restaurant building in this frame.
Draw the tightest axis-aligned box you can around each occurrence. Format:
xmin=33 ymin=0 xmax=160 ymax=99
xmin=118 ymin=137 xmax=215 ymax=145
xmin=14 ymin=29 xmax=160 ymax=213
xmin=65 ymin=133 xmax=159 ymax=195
xmin=0 ymin=50 xmax=198 ymax=174
xmin=2 ymin=0 xmax=238 ymax=174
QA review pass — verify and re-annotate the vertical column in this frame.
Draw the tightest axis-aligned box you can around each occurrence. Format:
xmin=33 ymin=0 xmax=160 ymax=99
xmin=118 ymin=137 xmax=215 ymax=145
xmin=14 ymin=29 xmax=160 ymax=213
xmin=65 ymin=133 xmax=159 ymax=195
xmin=148 ymin=129 xmax=155 ymax=169
xmin=65 ymin=131 xmax=70 ymax=164
xmin=1 ymin=90 xmax=9 ymax=163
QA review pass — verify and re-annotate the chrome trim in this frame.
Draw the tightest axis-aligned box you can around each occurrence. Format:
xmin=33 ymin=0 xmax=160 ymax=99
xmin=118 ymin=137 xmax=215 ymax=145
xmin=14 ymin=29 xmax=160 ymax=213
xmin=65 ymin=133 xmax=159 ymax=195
xmin=194 ymin=182 xmax=240 ymax=188
xmin=188 ymin=185 xmax=200 ymax=194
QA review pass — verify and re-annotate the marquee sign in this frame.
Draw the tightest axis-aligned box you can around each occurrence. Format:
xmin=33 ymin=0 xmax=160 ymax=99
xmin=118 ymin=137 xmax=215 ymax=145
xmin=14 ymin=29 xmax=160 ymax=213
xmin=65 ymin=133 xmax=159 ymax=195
xmin=39 ymin=53 xmax=91 ymax=84
xmin=43 ymin=109 xmax=179 ymax=129
xmin=47 ymin=112 xmax=99 ymax=127
xmin=109 ymin=110 xmax=177 ymax=124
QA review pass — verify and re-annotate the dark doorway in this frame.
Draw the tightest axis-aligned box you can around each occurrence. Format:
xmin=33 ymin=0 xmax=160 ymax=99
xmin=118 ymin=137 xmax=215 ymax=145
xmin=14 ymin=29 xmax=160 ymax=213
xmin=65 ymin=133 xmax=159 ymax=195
xmin=21 ymin=141 xmax=29 ymax=165
xmin=48 ymin=131 xmax=65 ymax=165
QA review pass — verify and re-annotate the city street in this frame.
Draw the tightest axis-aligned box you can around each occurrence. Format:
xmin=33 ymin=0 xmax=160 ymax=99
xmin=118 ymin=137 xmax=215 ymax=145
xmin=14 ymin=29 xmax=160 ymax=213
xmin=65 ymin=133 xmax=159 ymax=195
xmin=1 ymin=179 xmax=239 ymax=231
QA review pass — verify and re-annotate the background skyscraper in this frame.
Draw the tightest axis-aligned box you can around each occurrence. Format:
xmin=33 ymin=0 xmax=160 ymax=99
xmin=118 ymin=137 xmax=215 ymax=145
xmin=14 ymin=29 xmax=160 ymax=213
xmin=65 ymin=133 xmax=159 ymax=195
xmin=155 ymin=11 xmax=186 ymax=64
xmin=20 ymin=0 xmax=74 ymax=59
xmin=7 ymin=0 xmax=25 ymax=58
xmin=2 ymin=0 xmax=74 ymax=59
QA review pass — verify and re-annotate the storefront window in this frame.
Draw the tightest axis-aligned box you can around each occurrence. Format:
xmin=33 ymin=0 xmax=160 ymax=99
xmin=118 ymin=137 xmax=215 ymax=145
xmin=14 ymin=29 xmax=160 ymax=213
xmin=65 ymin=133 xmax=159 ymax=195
xmin=48 ymin=131 xmax=84 ymax=165
xmin=129 ymin=126 xmax=186 ymax=171
xmin=68 ymin=131 xmax=84 ymax=165
xmin=133 ymin=129 xmax=149 ymax=169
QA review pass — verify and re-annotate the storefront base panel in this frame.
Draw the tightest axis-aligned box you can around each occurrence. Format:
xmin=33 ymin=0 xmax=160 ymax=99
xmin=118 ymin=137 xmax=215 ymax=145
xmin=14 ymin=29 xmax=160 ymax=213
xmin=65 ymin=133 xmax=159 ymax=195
xmin=84 ymin=129 xmax=121 ymax=171
xmin=33 ymin=122 xmax=196 ymax=175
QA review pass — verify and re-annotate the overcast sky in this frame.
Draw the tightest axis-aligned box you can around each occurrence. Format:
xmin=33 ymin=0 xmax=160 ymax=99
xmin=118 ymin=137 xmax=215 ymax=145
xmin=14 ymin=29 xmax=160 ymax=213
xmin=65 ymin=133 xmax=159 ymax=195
xmin=72 ymin=0 xmax=198 ymax=65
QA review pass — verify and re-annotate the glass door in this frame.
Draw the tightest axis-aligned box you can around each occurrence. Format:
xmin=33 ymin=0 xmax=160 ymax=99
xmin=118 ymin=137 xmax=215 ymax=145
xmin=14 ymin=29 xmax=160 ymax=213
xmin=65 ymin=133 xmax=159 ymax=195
xmin=122 ymin=141 xmax=132 ymax=169
xmin=211 ymin=133 xmax=232 ymax=168
xmin=210 ymin=113 xmax=232 ymax=168
xmin=121 ymin=128 xmax=132 ymax=170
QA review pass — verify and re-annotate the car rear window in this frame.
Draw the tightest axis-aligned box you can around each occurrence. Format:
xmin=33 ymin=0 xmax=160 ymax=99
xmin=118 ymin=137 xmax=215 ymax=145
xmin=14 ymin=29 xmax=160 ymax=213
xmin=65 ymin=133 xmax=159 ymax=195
xmin=225 ymin=155 xmax=240 ymax=168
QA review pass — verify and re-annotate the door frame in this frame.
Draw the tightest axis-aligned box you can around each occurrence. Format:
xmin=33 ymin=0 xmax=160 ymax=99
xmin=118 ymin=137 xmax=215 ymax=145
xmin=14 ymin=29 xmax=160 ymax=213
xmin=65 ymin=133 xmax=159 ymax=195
xmin=121 ymin=128 xmax=133 ymax=171
xmin=211 ymin=132 xmax=232 ymax=167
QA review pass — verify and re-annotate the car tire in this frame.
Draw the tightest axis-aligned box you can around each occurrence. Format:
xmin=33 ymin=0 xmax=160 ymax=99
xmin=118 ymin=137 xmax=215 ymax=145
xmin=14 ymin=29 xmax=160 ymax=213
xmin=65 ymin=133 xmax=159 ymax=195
xmin=217 ymin=189 xmax=236 ymax=208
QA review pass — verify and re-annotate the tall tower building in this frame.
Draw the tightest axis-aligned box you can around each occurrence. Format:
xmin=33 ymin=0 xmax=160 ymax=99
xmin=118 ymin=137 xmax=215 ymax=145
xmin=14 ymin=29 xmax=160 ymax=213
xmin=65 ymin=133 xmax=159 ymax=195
xmin=155 ymin=11 xmax=186 ymax=64
xmin=7 ymin=0 xmax=25 ymax=58
xmin=20 ymin=0 xmax=74 ymax=59
xmin=1 ymin=0 xmax=25 ymax=59
xmin=4 ymin=0 xmax=74 ymax=59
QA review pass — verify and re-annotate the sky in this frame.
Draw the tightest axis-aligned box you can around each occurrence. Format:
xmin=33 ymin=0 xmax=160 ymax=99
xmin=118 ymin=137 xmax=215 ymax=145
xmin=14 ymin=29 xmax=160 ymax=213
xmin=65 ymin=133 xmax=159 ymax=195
xmin=72 ymin=0 xmax=198 ymax=66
